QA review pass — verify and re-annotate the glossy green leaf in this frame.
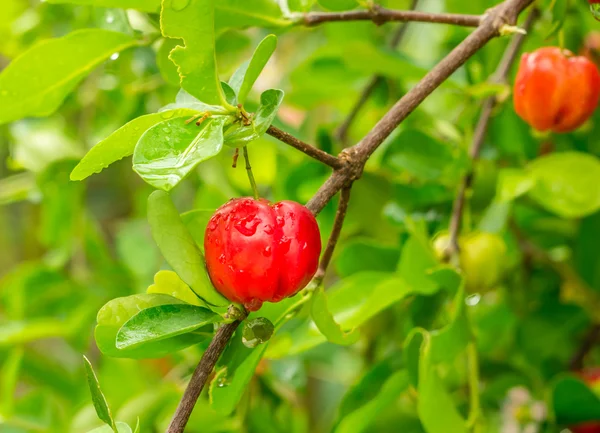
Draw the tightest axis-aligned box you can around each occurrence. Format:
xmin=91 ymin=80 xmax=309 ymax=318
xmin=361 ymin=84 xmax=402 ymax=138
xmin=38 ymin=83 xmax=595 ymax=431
xmin=87 ymin=423 xmax=133 ymax=433
xmin=317 ymin=0 xmax=358 ymax=11
xmin=0 ymin=29 xmax=137 ymax=124
xmin=334 ymin=371 xmax=410 ymax=433
xmin=146 ymin=270 xmax=204 ymax=306
xmin=161 ymin=0 xmax=227 ymax=107
xmin=160 ymin=89 xmax=231 ymax=114
xmin=116 ymin=303 xmax=220 ymax=350
xmin=83 ymin=355 xmax=117 ymax=431
xmin=95 ymin=293 xmax=207 ymax=358
xmin=71 ymin=110 xmax=195 ymax=181
xmin=497 ymin=168 xmax=533 ymax=202
xmin=156 ymin=38 xmax=181 ymax=86
xmin=147 ymin=190 xmax=228 ymax=306
xmin=214 ymin=0 xmax=290 ymax=30
xmin=224 ymin=89 xmax=284 ymax=147
xmin=133 ymin=116 xmax=227 ymax=191
xmin=46 ymin=0 xmax=160 ymax=12
xmin=417 ymin=332 xmax=468 ymax=433
xmin=526 ymin=152 xmax=600 ymax=218
xmin=552 ymin=375 xmax=600 ymax=425
xmin=311 ymin=285 xmax=359 ymax=345
xmin=229 ymin=35 xmax=277 ymax=105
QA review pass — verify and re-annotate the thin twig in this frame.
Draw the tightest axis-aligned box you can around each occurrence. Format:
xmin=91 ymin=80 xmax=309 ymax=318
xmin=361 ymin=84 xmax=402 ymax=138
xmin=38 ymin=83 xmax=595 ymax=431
xmin=306 ymin=0 xmax=536 ymax=216
xmin=447 ymin=7 xmax=538 ymax=254
xmin=314 ymin=186 xmax=352 ymax=282
xmin=336 ymin=0 xmax=419 ymax=145
xmin=166 ymin=312 xmax=247 ymax=433
xmin=570 ymin=324 xmax=600 ymax=371
xmin=266 ymin=125 xmax=342 ymax=169
xmin=303 ymin=6 xmax=481 ymax=28
xmin=243 ymin=146 xmax=260 ymax=200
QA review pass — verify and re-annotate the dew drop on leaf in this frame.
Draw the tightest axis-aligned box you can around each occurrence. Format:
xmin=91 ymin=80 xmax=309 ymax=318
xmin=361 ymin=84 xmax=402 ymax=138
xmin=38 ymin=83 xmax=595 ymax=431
xmin=110 ymin=52 xmax=119 ymax=61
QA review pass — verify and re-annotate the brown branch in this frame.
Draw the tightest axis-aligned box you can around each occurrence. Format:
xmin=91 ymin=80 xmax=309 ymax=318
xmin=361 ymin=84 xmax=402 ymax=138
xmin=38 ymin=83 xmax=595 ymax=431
xmin=314 ymin=186 xmax=352 ymax=283
xmin=447 ymin=7 xmax=538 ymax=254
xmin=266 ymin=125 xmax=342 ymax=169
xmin=307 ymin=0 xmax=536 ymax=216
xmin=570 ymin=324 xmax=600 ymax=371
xmin=336 ymin=0 xmax=419 ymax=145
xmin=166 ymin=309 xmax=247 ymax=433
xmin=303 ymin=5 xmax=481 ymax=28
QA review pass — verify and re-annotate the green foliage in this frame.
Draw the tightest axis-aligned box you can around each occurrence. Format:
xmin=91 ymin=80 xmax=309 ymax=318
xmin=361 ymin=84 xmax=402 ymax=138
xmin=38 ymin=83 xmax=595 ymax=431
xmin=2 ymin=0 xmax=600 ymax=432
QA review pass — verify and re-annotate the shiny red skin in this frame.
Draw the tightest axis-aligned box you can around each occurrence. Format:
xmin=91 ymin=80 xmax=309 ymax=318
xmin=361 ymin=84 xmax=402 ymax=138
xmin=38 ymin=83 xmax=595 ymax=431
xmin=513 ymin=47 xmax=600 ymax=133
xmin=570 ymin=368 xmax=600 ymax=433
xmin=204 ymin=197 xmax=321 ymax=311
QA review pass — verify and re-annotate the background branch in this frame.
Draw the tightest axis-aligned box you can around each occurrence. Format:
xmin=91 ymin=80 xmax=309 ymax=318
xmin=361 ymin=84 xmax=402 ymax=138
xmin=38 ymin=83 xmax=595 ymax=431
xmin=448 ymin=8 xmax=538 ymax=254
xmin=303 ymin=6 xmax=481 ymax=28
xmin=307 ymin=0 xmax=535 ymax=216
xmin=336 ymin=0 xmax=419 ymax=145
xmin=266 ymin=125 xmax=342 ymax=169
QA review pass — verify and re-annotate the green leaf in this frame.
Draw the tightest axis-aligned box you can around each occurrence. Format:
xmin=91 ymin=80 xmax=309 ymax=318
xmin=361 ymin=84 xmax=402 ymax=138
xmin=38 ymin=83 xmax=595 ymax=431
xmin=161 ymin=0 xmax=227 ymax=107
xmin=417 ymin=332 xmax=468 ymax=433
xmin=311 ymin=285 xmax=359 ymax=345
xmin=496 ymin=168 xmax=533 ymax=202
xmin=95 ymin=293 xmax=208 ymax=358
xmin=383 ymin=129 xmax=469 ymax=185
xmin=147 ymin=190 xmax=228 ymax=306
xmin=146 ymin=270 xmax=204 ymax=306
xmin=87 ymin=423 xmax=133 ymax=433
xmin=527 ymin=152 xmax=600 ymax=218
xmin=0 ymin=347 xmax=23 ymax=416
xmin=335 ymin=239 xmax=400 ymax=277
xmin=317 ymin=0 xmax=358 ymax=11
xmin=552 ymin=375 xmax=600 ymax=425
xmin=156 ymin=38 xmax=182 ymax=86
xmin=214 ymin=0 xmax=290 ymax=30
xmin=241 ymin=317 xmax=275 ymax=348
xmin=0 ymin=29 xmax=137 ymax=124
xmin=334 ymin=371 xmax=410 ymax=433
xmin=229 ymin=35 xmax=277 ymax=105
xmin=0 ymin=319 xmax=69 ymax=346
xmin=133 ymin=116 xmax=227 ymax=191
xmin=116 ymin=303 xmax=220 ymax=350
xmin=83 ymin=355 xmax=117 ymax=432
xmin=71 ymin=110 xmax=201 ymax=181
xmin=160 ymin=89 xmax=230 ymax=114
xmin=46 ymin=0 xmax=160 ymax=12
xmin=0 ymin=173 xmax=37 ymax=206
xmin=224 ymin=89 xmax=284 ymax=147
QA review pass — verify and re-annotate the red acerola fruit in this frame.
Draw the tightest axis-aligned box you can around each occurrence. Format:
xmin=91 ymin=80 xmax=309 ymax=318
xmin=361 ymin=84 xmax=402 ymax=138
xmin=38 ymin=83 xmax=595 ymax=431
xmin=204 ymin=197 xmax=321 ymax=311
xmin=513 ymin=47 xmax=600 ymax=133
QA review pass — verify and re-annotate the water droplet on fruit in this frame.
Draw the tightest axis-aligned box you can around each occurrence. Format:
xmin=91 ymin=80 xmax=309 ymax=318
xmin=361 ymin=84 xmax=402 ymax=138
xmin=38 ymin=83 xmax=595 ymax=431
xmin=171 ymin=0 xmax=190 ymax=11
xmin=234 ymin=215 xmax=260 ymax=236
xmin=302 ymin=242 xmax=308 ymax=250
xmin=218 ymin=254 xmax=226 ymax=264
xmin=207 ymin=217 xmax=219 ymax=231
xmin=591 ymin=3 xmax=600 ymax=21
xmin=276 ymin=216 xmax=285 ymax=227
xmin=279 ymin=236 xmax=291 ymax=253
xmin=217 ymin=278 xmax=224 ymax=285
xmin=263 ymin=246 xmax=272 ymax=257
xmin=263 ymin=224 xmax=274 ymax=234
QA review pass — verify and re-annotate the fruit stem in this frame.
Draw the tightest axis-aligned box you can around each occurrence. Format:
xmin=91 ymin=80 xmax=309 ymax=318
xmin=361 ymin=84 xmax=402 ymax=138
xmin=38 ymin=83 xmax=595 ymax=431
xmin=242 ymin=146 xmax=260 ymax=200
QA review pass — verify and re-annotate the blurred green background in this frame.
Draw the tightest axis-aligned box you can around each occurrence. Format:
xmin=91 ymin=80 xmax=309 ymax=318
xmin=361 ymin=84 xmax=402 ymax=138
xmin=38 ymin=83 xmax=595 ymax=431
xmin=2 ymin=0 xmax=600 ymax=432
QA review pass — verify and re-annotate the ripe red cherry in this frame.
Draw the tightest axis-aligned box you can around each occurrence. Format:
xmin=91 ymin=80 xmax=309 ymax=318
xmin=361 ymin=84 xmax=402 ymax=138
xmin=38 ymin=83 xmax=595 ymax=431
xmin=513 ymin=47 xmax=600 ymax=133
xmin=204 ymin=197 xmax=321 ymax=311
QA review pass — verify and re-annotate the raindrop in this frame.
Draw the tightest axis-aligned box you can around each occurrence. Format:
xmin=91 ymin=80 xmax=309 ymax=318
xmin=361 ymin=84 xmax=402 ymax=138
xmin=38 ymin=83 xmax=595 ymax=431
xmin=160 ymin=110 xmax=175 ymax=119
xmin=171 ymin=0 xmax=191 ymax=11
xmin=218 ymin=254 xmax=226 ymax=264
xmin=106 ymin=14 xmax=115 ymax=24
xmin=263 ymin=246 xmax=272 ymax=257
xmin=465 ymin=293 xmax=481 ymax=306
xmin=162 ymin=127 xmax=172 ymax=134
xmin=207 ymin=216 xmax=220 ymax=231
xmin=110 ymin=52 xmax=119 ymax=61
xmin=276 ymin=216 xmax=285 ymax=227
xmin=279 ymin=236 xmax=291 ymax=253
xmin=234 ymin=215 xmax=261 ymax=236
xmin=263 ymin=224 xmax=274 ymax=235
